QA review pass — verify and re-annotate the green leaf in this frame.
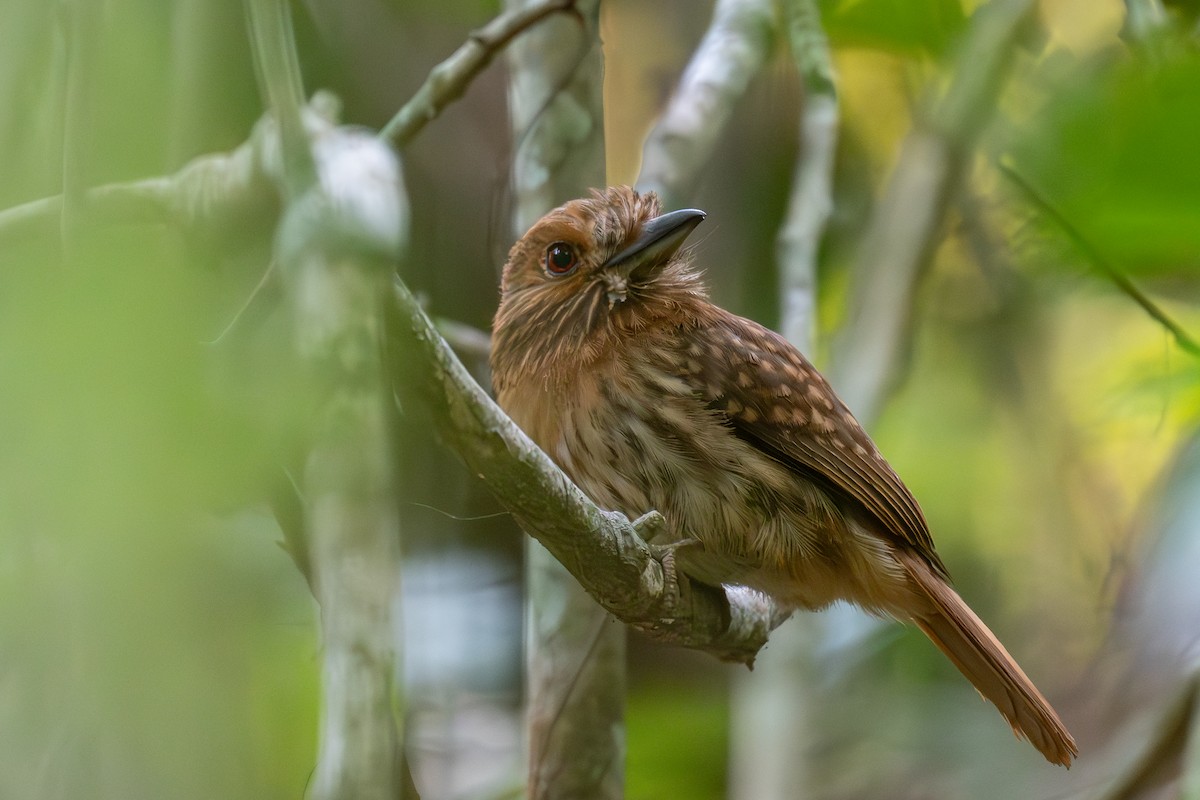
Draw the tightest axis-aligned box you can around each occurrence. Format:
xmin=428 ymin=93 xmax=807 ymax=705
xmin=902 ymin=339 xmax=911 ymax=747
xmin=1012 ymin=52 xmax=1200 ymax=276
xmin=820 ymin=0 xmax=968 ymax=57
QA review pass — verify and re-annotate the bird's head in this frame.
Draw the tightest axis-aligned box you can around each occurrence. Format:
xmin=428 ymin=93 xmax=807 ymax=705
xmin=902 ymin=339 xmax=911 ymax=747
xmin=492 ymin=186 xmax=707 ymax=384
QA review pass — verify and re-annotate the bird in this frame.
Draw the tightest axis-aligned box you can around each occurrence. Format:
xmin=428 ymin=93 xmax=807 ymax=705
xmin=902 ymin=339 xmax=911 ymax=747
xmin=490 ymin=185 xmax=1078 ymax=766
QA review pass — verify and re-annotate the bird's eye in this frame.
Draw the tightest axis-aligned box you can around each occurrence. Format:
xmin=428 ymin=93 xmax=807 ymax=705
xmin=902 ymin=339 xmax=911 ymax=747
xmin=545 ymin=242 xmax=578 ymax=276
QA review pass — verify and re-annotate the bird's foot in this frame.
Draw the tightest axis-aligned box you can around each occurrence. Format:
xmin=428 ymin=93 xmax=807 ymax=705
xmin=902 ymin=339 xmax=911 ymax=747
xmin=647 ymin=537 xmax=700 ymax=613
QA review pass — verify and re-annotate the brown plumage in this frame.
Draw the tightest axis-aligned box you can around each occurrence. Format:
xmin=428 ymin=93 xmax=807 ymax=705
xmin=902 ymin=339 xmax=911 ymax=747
xmin=491 ymin=186 xmax=1078 ymax=766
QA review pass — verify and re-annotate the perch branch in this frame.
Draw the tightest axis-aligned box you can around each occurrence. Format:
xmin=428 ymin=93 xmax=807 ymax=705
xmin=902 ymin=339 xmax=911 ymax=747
xmin=386 ymin=276 xmax=785 ymax=666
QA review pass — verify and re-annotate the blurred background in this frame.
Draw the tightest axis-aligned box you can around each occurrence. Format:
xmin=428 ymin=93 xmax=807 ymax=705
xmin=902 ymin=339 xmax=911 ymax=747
xmin=0 ymin=0 xmax=1198 ymax=798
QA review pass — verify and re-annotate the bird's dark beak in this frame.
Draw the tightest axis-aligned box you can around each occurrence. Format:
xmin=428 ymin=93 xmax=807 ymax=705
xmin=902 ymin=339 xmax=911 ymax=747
xmin=603 ymin=208 xmax=706 ymax=278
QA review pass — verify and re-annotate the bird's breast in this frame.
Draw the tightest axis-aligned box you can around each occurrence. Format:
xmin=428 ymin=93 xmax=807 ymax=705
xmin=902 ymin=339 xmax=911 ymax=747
xmin=499 ymin=345 xmax=889 ymax=606
xmin=499 ymin=347 xmax=823 ymax=562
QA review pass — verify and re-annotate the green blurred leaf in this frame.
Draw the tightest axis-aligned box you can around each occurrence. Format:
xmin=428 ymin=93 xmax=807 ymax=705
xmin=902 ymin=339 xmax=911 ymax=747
xmin=627 ymin=678 xmax=728 ymax=800
xmin=820 ymin=0 xmax=968 ymax=56
xmin=1013 ymin=52 xmax=1200 ymax=276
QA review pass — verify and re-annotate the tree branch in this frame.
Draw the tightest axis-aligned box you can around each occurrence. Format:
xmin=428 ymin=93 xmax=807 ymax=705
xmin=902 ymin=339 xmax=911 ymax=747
xmin=381 ymin=0 xmax=576 ymax=148
xmin=0 ymin=0 xmax=574 ymax=250
xmin=0 ymin=92 xmax=343 ymax=252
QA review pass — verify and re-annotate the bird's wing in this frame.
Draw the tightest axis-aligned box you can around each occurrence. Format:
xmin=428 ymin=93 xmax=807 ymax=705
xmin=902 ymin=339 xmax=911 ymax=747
xmin=676 ymin=310 xmax=947 ymax=576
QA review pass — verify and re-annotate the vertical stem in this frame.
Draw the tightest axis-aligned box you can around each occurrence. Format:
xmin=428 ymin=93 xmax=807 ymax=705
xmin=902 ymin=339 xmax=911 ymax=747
xmin=775 ymin=0 xmax=837 ymax=360
xmin=304 ymin=338 xmax=403 ymax=800
xmin=506 ymin=0 xmax=606 ymax=230
xmin=525 ymin=548 xmax=626 ymax=800
xmin=168 ymin=0 xmax=246 ymax=163
xmin=505 ymin=1 xmax=619 ymax=797
xmin=284 ymin=150 xmax=408 ymax=800
xmin=281 ymin=147 xmax=411 ymax=800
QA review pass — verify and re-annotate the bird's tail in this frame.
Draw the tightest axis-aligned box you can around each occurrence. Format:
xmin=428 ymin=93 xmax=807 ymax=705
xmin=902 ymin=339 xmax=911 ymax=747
xmin=894 ymin=549 xmax=1079 ymax=767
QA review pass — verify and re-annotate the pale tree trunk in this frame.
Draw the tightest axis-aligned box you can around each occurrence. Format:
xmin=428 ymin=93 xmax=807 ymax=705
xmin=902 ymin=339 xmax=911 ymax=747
xmin=246 ymin=2 xmax=409 ymax=798
xmin=504 ymin=2 xmax=619 ymax=798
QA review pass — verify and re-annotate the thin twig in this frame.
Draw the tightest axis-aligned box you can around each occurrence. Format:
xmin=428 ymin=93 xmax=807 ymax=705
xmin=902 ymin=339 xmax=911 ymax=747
xmin=381 ymin=0 xmax=576 ymax=148
xmin=999 ymin=162 xmax=1200 ymax=358
xmin=0 ymin=179 xmax=174 ymax=244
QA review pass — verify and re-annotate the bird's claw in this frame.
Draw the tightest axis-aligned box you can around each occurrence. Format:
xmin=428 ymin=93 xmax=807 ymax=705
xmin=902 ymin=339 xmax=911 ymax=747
xmin=631 ymin=510 xmax=667 ymax=541
xmin=648 ymin=538 xmax=700 ymax=613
